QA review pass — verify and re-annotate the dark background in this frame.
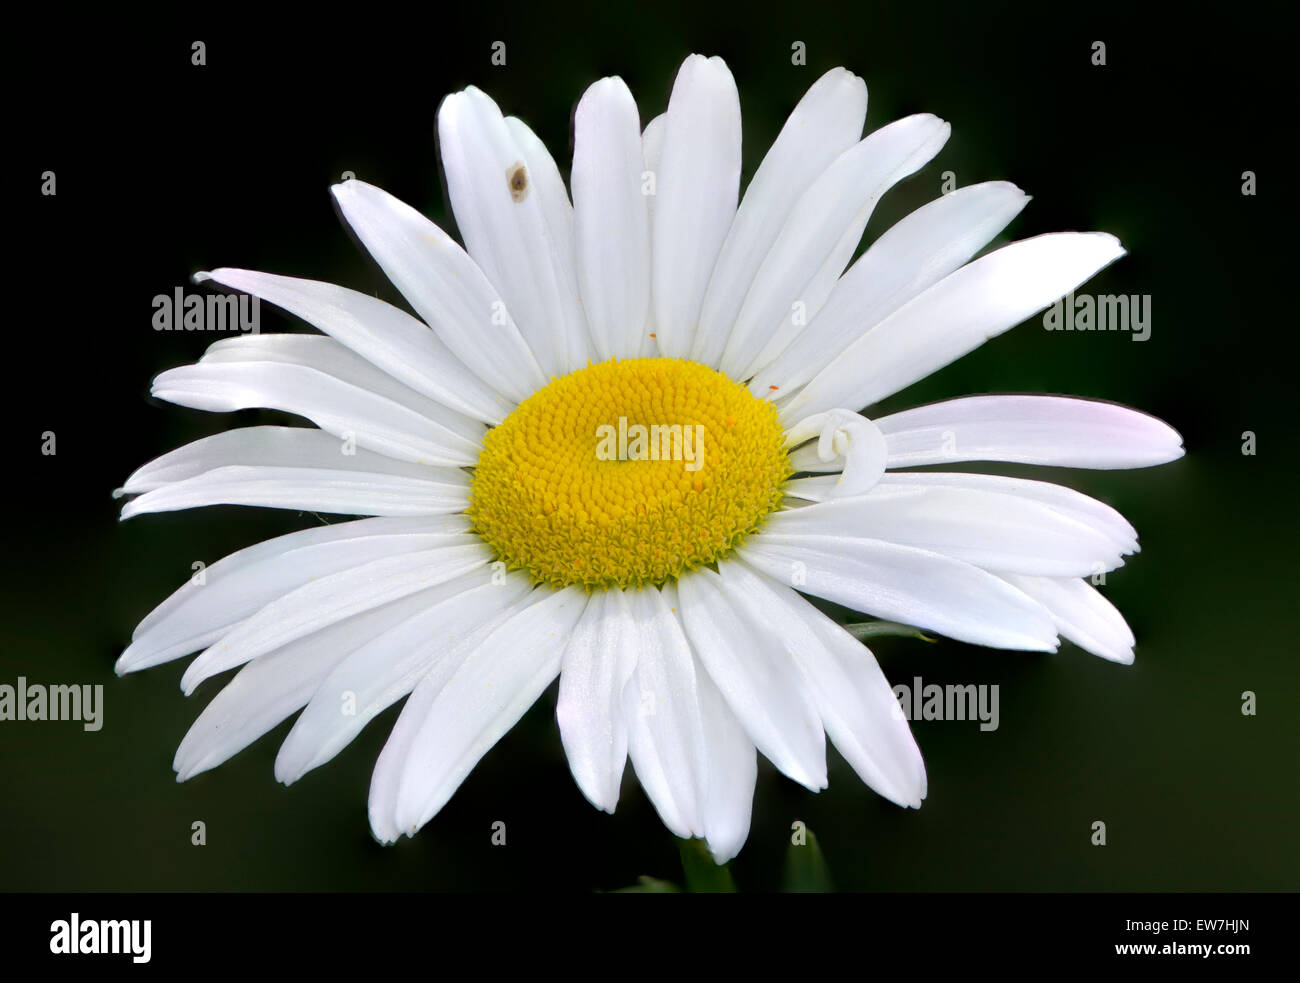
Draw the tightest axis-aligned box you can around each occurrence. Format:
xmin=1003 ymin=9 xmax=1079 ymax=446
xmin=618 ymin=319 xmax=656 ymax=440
xmin=4 ymin=4 xmax=1294 ymax=892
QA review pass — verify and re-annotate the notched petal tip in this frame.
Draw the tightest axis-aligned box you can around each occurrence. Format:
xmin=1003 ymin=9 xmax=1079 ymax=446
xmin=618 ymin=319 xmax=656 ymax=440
xmin=273 ymin=756 xmax=296 ymax=787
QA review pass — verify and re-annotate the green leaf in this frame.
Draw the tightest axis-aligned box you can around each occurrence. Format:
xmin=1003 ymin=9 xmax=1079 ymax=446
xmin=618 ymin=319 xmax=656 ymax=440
xmin=609 ymin=875 xmax=682 ymax=893
xmin=676 ymin=838 xmax=736 ymax=893
xmin=783 ymin=827 xmax=834 ymax=893
xmin=844 ymin=620 xmax=935 ymax=643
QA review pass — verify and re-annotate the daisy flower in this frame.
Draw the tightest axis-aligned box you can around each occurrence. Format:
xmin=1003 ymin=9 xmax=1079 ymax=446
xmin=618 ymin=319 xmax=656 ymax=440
xmin=115 ymin=54 xmax=1183 ymax=863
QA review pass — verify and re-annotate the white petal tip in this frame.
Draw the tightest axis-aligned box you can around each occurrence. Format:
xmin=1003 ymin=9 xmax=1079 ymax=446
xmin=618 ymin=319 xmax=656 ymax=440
xmin=587 ymin=792 xmax=619 ymax=815
xmin=800 ymin=773 xmax=830 ymax=793
xmin=174 ymin=761 xmax=202 ymax=783
xmin=1096 ymin=232 xmax=1126 ymax=256
xmin=191 ymin=271 xmax=212 ymax=284
xmin=366 ymin=809 xmax=400 ymax=846
xmin=706 ymin=844 xmax=743 ymax=866
xmin=274 ymin=749 xmax=316 ymax=787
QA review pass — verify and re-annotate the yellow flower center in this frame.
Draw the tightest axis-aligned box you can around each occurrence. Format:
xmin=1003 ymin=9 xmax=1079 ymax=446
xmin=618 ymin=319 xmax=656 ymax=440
xmin=467 ymin=357 xmax=791 ymax=589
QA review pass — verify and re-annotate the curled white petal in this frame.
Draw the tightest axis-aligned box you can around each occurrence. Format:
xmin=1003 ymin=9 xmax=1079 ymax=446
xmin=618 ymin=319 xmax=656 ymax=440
xmin=784 ymin=409 xmax=887 ymax=497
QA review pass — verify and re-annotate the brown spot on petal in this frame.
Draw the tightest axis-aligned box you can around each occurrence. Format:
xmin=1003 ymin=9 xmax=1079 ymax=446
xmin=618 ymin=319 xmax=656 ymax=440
xmin=506 ymin=162 xmax=529 ymax=202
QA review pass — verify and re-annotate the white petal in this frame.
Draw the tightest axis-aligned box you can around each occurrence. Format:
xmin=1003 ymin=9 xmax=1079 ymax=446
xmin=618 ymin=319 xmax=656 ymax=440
xmin=117 ymin=426 xmax=452 ymax=493
xmin=783 ymin=474 xmax=849 ymax=503
xmin=1001 ymin=574 xmax=1136 ymax=664
xmin=638 ymin=114 xmax=667 ymax=357
xmin=195 ymin=269 xmax=513 ymax=423
xmin=393 ymin=585 xmax=588 ymax=836
xmin=722 ymin=114 xmax=951 ymax=380
xmin=622 ymin=585 xmax=707 ymax=840
xmin=331 ymin=179 xmax=546 ymax=402
xmin=615 ymin=584 xmax=758 ymax=861
xmin=180 ymin=541 xmax=491 ymax=694
xmin=173 ymin=586 xmax=457 ymax=781
xmin=676 ymin=568 xmax=827 ymax=791
xmin=692 ymin=67 xmax=867 ymax=367
xmin=369 ymin=658 xmax=443 ymax=844
xmin=642 ymin=112 xmax=666 ymax=224
xmin=739 ymin=533 xmax=1058 ymax=651
xmin=751 ymin=181 xmax=1030 ymax=394
xmin=116 ymin=427 xmax=469 ymax=518
xmin=556 ymin=589 xmax=638 ymax=813
xmin=691 ymin=665 xmax=757 ymax=864
xmin=119 ymin=465 xmax=468 ymax=520
xmin=275 ymin=569 xmax=533 ymax=783
xmin=726 ymin=561 xmax=926 ymax=807
xmin=642 ymin=114 xmax=666 ymax=176
xmin=651 ymin=55 xmax=741 ymax=358
xmin=877 ymin=471 xmax=1139 ymax=553
xmin=572 ymin=77 xmax=651 ymax=361
xmin=366 ymin=598 xmax=522 ymax=845
xmin=765 ymin=487 xmax=1128 ymax=576
xmin=117 ymin=516 xmax=468 ymax=673
xmin=438 ymin=88 xmax=589 ymax=377
xmin=199 ymin=333 xmax=484 ymax=443
xmin=505 ymin=114 xmax=595 ymax=372
xmin=151 ymin=360 xmax=481 ymax=467
xmin=779 ymin=232 xmax=1128 ymax=420
xmin=877 ymin=394 xmax=1186 ymax=469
